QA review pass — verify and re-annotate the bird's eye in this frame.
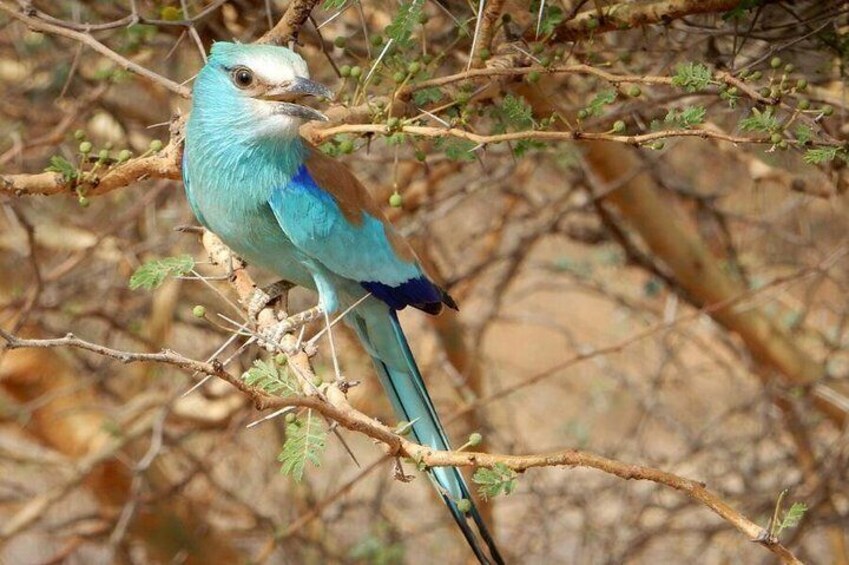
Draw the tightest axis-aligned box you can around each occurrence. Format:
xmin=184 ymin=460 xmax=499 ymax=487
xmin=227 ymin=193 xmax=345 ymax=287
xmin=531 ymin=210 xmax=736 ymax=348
xmin=231 ymin=67 xmax=254 ymax=89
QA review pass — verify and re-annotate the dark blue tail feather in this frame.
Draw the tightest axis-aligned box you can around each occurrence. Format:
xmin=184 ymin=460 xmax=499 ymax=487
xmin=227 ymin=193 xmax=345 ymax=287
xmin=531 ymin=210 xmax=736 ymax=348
xmin=350 ymin=308 xmax=504 ymax=565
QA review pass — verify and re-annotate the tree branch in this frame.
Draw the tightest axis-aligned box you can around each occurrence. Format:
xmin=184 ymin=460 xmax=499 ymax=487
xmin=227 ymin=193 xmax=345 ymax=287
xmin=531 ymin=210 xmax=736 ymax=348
xmin=548 ymin=0 xmax=744 ymax=43
xmin=0 ymin=231 xmax=806 ymax=565
xmin=0 ymin=2 xmax=191 ymax=98
xmin=257 ymin=0 xmax=321 ymax=46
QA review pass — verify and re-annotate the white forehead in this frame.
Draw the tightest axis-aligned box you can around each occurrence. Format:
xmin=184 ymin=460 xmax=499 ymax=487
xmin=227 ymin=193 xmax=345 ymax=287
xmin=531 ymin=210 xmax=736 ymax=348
xmin=248 ymin=52 xmax=309 ymax=84
xmin=209 ymin=42 xmax=309 ymax=84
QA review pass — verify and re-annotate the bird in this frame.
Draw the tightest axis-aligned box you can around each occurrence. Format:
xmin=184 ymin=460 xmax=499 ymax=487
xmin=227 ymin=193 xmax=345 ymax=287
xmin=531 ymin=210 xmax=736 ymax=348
xmin=183 ymin=42 xmax=504 ymax=564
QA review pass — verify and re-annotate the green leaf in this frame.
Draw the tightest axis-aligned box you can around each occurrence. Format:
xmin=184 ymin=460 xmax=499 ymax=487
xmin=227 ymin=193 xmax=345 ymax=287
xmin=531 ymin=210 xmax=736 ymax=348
xmin=128 ymin=255 xmax=194 ymax=290
xmin=530 ymin=0 xmax=564 ymax=36
xmin=44 ymin=155 xmax=77 ymax=182
xmin=664 ymin=105 xmax=706 ymax=129
xmin=473 ymin=462 xmax=518 ymax=499
xmin=242 ymin=359 xmax=299 ymax=396
xmin=412 ymin=86 xmax=443 ymax=106
xmin=512 ymin=139 xmax=545 ymax=157
xmin=500 ymin=94 xmax=535 ymax=129
xmin=802 ymin=147 xmax=841 ymax=165
xmin=775 ymin=502 xmax=807 ymax=536
xmin=739 ymin=107 xmax=779 ymax=132
xmin=794 ymin=125 xmax=813 ymax=145
xmin=586 ymin=90 xmax=617 ymax=117
xmin=436 ymin=137 xmax=477 ymax=161
xmin=278 ymin=409 xmax=327 ymax=482
xmin=385 ymin=132 xmax=407 ymax=146
xmin=671 ymin=62 xmax=713 ymax=92
xmin=386 ymin=0 xmax=424 ymax=46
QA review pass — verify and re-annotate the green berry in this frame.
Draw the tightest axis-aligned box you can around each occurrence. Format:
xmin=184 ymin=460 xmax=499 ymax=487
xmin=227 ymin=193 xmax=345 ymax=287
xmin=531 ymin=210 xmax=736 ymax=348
xmin=118 ymin=149 xmax=132 ymax=163
xmin=192 ymin=305 xmax=206 ymax=318
xmin=407 ymin=62 xmax=421 ymax=75
xmin=78 ymin=195 xmax=90 ymax=208
xmin=284 ymin=412 xmax=297 ymax=424
xmin=414 ymin=150 xmax=426 ymax=162
xmin=393 ymin=71 xmax=406 ymax=83
xmin=770 ymin=133 xmax=783 ymax=144
xmin=149 ymin=139 xmax=163 ymax=152
xmin=727 ymin=87 xmax=738 ymax=96
xmin=456 ymin=499 xmax=472 ymax=513
xmin=395 ymin=420 xmax=412 ymax=435
xmin=339 ymin=65 xmax=351 ymax=78
xmin=586 ymin=17 xmax=599 ymax=30
xmin=74 ymin=129 xmax=85 ymax=140
xmin=349 ymin=66 xmax=362 ymax=79
xmin=333 ymin=36 xmax=346 ymax=48
xmin=652 ymin=141 xmax=665 ymax=150
xmin=750 ymin=71 xmax=762 ymax=81
xmin=821 ymin=105 xmax=834 ymax=117
xmin=275 ymin=353 xmax=287 ymax=365
xmin=784 ymin=63 xmax=794 ymax=73
xmin=79 ymin=141 xmax=92 ymax=154
xmin=795 ymin=79 xmax=807 ymax=91
xmin=628 ymin=85 xmax=642 ymax=97
xmin=797 ymin=99 xmax=810 ymax=110
xmin=770 ymin=56 xmax=782 ymax=69
xmin=577 ymin=109 xmax=588 ymax=120
xmin=759 ymin=87 xmax=771 ymax=98
xmin=389 ymin=193 xmax=403 ymax=207
xmin=778 ymin=140 xmax=789 ymax=150
xmin=468 ymin=432 xmax=482 ymax=446
xmin=387 ymin=116 xmax=400 ymax=128
xmin=538 ymin=55 xmax=552 ymax=67
xmin=370 ymin=34 xmax=383 ymax=47
xmin=422 ymin=54 xmax=433 ymax=65
xmin=98 ymin=149 xmax=109 ymax=160
xmin=526 ymin=70 xmax=540 ymax=83
xmin=531 ymin=43 xmax=544 ymax=55
xmin=478 ymin=48 xmax=490 ymax=61
xmin=338 ymin=139 xmax=354 ymax=154
xmin=612 ymin=120 xmax=626 ymax=133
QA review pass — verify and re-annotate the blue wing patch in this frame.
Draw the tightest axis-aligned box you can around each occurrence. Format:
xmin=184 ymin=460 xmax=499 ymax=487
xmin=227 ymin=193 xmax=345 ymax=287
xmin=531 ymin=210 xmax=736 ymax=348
xmin=269 ymin=164 xmax=452 ymax=312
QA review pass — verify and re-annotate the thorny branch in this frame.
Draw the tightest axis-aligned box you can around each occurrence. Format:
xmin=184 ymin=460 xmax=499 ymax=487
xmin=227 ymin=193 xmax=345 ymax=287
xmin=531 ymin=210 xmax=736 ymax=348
xmin=0 ymin=231 xmax=804 ymax=565
xmin=3 ymin=0 xmax=847 ymax=561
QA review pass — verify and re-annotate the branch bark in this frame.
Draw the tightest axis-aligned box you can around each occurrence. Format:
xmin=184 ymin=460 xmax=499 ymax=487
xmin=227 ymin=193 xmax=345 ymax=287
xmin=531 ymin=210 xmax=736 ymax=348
xmin=257 ymin=0 xmax=321 ymax=46
xmin=0 ymin=231 xmax=806 ymax=565
xmin=548 ymin=0 xmax=744 ymax=43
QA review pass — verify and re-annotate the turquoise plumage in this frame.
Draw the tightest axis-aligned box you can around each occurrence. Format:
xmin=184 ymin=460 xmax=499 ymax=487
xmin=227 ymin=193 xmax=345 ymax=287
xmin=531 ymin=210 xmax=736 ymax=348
xmin=184 ymin=42 xmax=503 ymax=564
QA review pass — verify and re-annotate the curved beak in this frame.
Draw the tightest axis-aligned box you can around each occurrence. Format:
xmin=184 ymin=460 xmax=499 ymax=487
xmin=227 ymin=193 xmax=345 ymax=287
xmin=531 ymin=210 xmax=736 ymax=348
xmin=263 ymin=76 xmax=333 ymax=122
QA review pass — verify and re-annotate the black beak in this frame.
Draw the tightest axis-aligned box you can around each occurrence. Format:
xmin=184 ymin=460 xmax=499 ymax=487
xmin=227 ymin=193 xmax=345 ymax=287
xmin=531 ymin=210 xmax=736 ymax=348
xmin=264 ymin=76 xmax=333 ymax=122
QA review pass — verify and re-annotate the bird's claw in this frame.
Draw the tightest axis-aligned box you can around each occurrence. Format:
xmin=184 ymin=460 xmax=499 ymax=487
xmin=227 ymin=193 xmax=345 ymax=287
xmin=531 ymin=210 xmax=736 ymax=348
xmin=246 ymin=280 xmax=294 ymax=323
xmin=256 ymin=304 xmax=325 ymax=351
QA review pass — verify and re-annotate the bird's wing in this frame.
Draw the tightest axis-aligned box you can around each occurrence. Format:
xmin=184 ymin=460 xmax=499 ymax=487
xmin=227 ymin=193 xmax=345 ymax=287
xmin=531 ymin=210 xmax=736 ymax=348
xmin=182 ymin=153 xmax=208 ymax=227
xmin=267 ymin=145 xmax=451 ymax=312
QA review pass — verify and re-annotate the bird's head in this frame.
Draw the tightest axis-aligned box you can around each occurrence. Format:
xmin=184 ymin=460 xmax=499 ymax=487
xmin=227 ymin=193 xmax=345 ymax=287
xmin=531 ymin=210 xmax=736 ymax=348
xmin=191 ymin=42 xmax=333 ymax=140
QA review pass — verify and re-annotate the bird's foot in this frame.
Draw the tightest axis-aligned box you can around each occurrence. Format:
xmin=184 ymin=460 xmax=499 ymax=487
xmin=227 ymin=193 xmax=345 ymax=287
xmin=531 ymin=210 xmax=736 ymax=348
xmin=246 ymin=280 xmax=295 ymax=323
xmin=257 ymin=305 xmax=324 ymax=351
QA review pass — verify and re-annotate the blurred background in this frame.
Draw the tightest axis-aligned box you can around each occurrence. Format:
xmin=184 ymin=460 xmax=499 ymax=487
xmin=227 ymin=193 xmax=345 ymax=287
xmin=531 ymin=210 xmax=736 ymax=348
xmin=1 ymin=1 xmax=848 ymax=563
